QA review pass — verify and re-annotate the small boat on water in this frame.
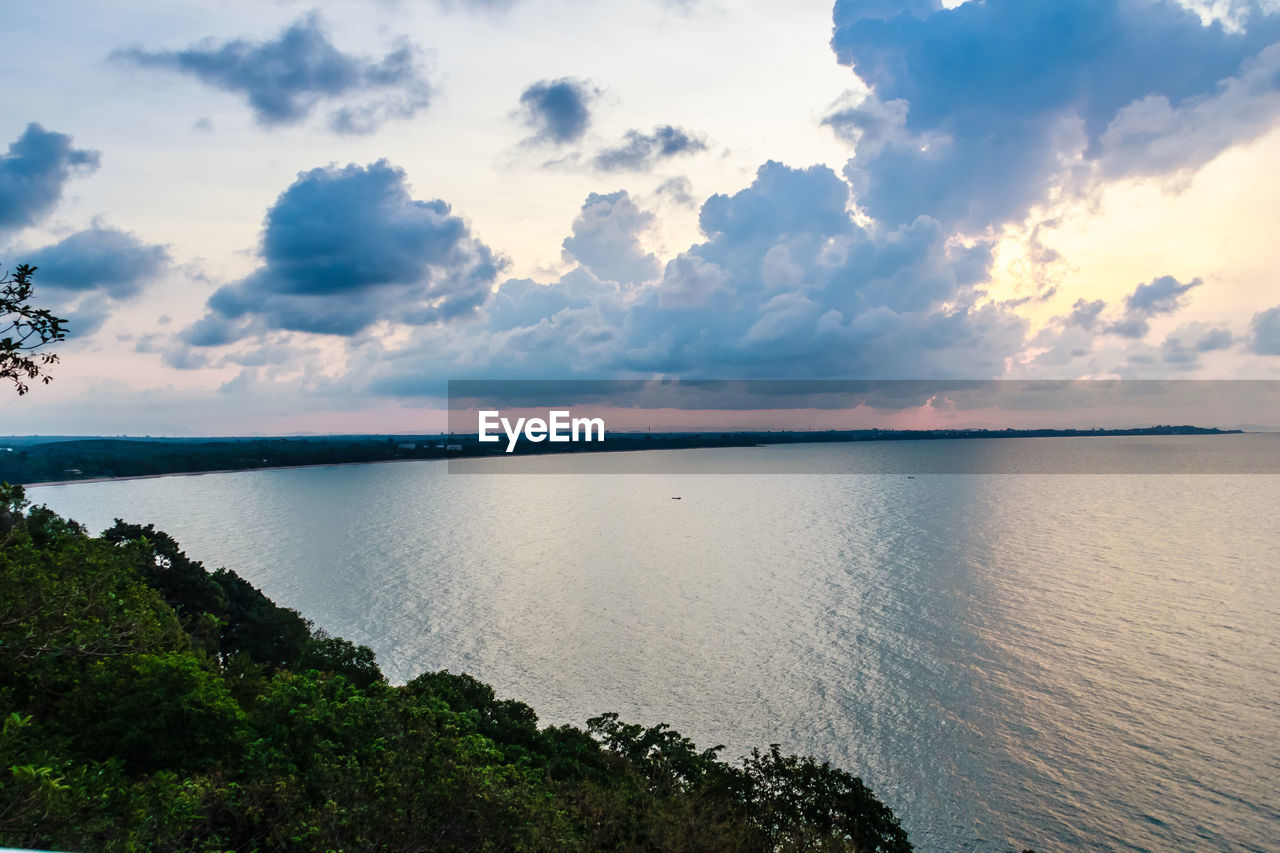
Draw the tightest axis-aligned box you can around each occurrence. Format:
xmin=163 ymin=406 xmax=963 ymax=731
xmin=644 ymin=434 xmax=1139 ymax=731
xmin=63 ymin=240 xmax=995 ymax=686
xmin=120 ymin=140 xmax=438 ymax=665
xmin=672 ymin=496 xmax=682 ymax=500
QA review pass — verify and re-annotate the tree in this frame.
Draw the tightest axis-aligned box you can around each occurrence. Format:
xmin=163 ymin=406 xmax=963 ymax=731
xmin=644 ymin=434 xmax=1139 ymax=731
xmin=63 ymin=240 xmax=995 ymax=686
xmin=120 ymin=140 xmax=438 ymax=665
xmin=2 ymin=503 xmax=918 ymax=852
xmin=1 ymin=264 xmax=67 ymax=395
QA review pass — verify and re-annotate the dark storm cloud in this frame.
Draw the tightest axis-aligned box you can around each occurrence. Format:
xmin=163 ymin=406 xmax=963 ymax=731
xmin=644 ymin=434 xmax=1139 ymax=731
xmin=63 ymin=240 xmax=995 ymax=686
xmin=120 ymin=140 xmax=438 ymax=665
xmin=591 ymin=125 xmax=709 ymax=172
xmin=827 ymin=0 xmax=1280 ymax=228
xmin=516 ymin=78 xmax=597 ymax=145
xmin=113 ymin=12 xmax=431 ymax=134
xmin=184 ymin=160 xmax=505 ymax=342
xmin=0 ymin=124 xmax=99 ymax=236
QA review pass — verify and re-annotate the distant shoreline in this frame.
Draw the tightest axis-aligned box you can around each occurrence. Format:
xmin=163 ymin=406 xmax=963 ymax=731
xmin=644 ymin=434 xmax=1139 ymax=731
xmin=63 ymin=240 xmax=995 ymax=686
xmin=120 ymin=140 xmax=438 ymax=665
xmin=21 ymin=457 xmax=420 ymax=489
xmin=8 ymin=426 xmax=1249 ymax=487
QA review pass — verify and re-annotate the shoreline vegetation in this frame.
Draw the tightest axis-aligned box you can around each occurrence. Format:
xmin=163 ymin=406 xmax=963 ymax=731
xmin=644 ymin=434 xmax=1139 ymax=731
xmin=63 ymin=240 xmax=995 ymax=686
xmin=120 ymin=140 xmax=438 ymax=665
xmin=0 ymin=483 xmax=917 ymax=852
xmin=1 ymin=425 xmax=1242 ymax=486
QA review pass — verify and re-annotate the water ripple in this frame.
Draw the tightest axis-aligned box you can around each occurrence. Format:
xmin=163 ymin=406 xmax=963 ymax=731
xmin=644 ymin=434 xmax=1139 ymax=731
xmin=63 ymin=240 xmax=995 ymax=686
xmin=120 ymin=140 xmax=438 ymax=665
xmin=28 ymin=440 xmax=1280 ymax=852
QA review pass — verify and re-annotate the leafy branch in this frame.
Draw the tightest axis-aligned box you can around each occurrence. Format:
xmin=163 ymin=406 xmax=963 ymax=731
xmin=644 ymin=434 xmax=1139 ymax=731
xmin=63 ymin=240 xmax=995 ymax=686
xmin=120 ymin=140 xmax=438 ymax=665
xmin=1 ymin=264 xmax=67 ymax=395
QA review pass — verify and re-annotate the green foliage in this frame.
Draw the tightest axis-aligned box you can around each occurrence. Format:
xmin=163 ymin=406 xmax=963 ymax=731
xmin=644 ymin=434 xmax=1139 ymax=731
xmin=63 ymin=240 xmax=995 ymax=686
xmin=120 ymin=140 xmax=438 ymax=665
xmin=47 ymin=653 xmax=245 ymax=774
xmin=101 ymin=519 xmax=382 ymax=686
xmin=0 ymin=498 xmax=187 ymax=702
xmin=101 ymin=521 xmax=228 ymax=626
xmin=297 ymin=629 xmax=383 ymax=689
xmin=408 ymin=671 xmax=542 ymax=753
xmin=209 ymin=567 xmax=311 ymax=670
xmin=1 ymin=264 xmax=67 ymax=396
xmin=0 ymin=491 xmax=913 ymax=851
xmin=740 ymin=745 xmax=911 ymax=853
xmin=0 ymin=436 xmax=456 ymax=486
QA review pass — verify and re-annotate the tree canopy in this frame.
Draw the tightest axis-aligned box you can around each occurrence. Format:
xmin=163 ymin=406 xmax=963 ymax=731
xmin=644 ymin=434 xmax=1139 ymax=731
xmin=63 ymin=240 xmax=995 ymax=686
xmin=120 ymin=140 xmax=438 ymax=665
xmin=0 ymin=485 xmax=913 ymax=852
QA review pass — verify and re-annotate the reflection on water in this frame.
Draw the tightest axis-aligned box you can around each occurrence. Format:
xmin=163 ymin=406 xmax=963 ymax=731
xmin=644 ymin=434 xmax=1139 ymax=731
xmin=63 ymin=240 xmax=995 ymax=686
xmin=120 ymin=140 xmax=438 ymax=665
xmin=29 ymin=438 xmax=1280 ymax=852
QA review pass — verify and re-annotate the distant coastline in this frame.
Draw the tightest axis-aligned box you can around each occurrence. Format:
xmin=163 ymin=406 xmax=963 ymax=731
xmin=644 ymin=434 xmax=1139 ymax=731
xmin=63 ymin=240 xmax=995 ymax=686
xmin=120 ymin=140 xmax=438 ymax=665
xmin=18 ymin=458 xmax=416 ymax=489
xmin=2 ymin=425 xmax=1244 ymax=486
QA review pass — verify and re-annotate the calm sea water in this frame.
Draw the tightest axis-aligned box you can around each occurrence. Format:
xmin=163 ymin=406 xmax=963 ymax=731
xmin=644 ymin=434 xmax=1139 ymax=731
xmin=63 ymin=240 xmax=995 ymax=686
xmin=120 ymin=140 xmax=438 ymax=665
xmin=28 ymin=437 xmax=1280 ymax=852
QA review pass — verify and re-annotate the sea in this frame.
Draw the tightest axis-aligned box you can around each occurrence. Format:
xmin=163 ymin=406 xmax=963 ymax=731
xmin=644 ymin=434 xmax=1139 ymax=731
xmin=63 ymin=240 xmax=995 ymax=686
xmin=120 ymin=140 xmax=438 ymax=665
xmin=27 ymin=436 xmax=1280 ymax=852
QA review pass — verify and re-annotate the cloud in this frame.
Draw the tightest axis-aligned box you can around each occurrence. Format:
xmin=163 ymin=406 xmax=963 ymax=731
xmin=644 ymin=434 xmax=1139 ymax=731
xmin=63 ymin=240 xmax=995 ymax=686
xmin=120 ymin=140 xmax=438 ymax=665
xmin=661 ymin=0 xmax=703 ymax=13
xmin=155 ymin=136 xmax=1247 ymax=394
xmin=1028 ymin=325 xmax=1097 ymax=368
xmin=828 ymin=0 xmax=1280 ymax=229
xmin=1027 ymin=275 xmax=1223 ymax=372
xmin=516 ymin=78 xmax=597 ymax=145
xmin=1161 ymin=321 xmax=1234 ymax=367
xmin=433 ymin=0 xmax=518 ymax=11
xmin=1103 ymin=275 xmax=1201 ymax=338
xmin=1249 ymin=304 xmax=1280 ymax=354
xmin=357 ymin=160 xmax=1028 ymax=392
xmin=1105 ymin=320 xmax=1157 ymax=341
xmin=113 ymin=12 xmax=431 ymax=133
xmin=1066 ymin=298 xmax=1107 ymax=331
xmin=184 ymin=160 xmax=505 ymax=343
xmin=135 ymin=332 xmax=210 ymax=370
xmin=821 ymin=90 xmax=911 ymax=159
xmin=653 ymin=176 xmax=696 ymax=207
xmin=1123 ymin=274 xmax=1203 ymax=315
xmin=591 ymin=125 xmax=709 ymax=171
xmin=180 ymin=313 xmax=252 ymax=348
xmin=19 ymin=225 xmax=170 ymax=338
xmin=832 ymin=0 xmax=940 ymax=21
xmin=658 ymin=254 xmax=730 ymax=309
xmin=1176 ymin=0 xmax=1279 ymax=31
xmin=26 ymin=225 xmax=170 ymax=299
xmin=1098 ymin=42 xmax=1280 ymax=180
xmin=560 ymin=191 xmax=660 ymax=285
xmin=0 ymin=123 xmax=99 ymax=237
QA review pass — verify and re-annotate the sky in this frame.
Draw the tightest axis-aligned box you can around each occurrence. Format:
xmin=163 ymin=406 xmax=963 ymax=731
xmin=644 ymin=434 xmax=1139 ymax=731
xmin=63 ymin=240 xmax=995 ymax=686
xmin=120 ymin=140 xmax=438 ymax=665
xmin=3 ymin=0 xmax=1280 ymax=435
